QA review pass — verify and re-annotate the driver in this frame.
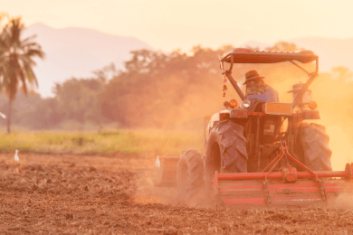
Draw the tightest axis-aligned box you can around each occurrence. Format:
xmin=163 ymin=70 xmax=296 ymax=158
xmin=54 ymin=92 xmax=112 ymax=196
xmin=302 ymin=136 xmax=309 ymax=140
xmin=243 ymin=70 xmax=268 ymax=96
xmin=243 ymin=70 xmax=279 ymax=102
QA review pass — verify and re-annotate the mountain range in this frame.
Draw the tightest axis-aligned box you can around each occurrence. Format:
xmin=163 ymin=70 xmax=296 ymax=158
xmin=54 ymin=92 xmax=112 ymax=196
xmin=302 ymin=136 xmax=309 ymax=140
xmin=23 ymin=23 xmax=152 ymax=97
xmin=23 ymin=23 xmax=353 ymax=97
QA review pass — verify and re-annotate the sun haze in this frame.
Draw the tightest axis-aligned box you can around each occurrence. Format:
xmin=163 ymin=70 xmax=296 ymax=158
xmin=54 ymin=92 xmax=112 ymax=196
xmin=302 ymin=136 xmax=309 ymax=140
xmin=3 ymin=1 xmax=353 ymax=233
xmin=2 ymin=0 xmax=353 ymax=50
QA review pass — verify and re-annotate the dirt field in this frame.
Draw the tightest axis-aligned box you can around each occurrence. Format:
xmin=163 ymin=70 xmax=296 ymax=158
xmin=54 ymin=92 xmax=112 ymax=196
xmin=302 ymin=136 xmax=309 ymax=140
xmin=1 ymin=153 xmax=353 ymax=234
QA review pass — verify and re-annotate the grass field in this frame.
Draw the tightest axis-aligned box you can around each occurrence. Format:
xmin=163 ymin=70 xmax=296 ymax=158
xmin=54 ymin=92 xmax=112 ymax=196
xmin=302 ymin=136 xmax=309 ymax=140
xmin=0 ymin=130 xmax=203 ymax=155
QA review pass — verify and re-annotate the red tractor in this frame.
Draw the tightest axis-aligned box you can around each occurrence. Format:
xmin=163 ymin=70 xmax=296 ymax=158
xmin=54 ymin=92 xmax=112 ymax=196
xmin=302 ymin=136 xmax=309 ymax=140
xmin=156 ymin=48 xmax=353 ymax=207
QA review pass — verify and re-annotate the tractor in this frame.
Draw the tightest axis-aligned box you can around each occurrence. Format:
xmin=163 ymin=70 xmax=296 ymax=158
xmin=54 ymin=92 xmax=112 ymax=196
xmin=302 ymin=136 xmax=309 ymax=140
xmin=155 ymin=48 xmax=353 ymax=207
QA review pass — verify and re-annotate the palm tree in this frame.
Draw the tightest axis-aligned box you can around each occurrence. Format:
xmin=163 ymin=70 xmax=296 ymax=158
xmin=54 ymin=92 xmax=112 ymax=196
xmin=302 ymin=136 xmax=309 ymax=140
xmin=0 ymin=17 xmax=45 ymax=133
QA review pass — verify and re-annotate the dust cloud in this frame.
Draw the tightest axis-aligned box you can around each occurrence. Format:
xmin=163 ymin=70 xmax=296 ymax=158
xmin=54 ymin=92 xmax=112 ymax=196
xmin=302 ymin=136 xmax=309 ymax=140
xmin=281 ymin=65 xmax=351 ymax=170
xmin=219 ymin=62 xmax=351 ymax=170
xmin=112 ymin=46 xmax=353 ymax=171
xmin=331 ymin=193 xmax=353 ymax=209
xmin=157 ymin=60 xmax=353 ymax=170
xmin=232 ymin=62 xmax=353 ymax=171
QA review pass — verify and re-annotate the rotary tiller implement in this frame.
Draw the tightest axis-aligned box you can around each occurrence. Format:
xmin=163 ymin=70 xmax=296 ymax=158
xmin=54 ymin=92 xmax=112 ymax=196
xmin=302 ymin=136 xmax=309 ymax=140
xmin=214 ymin=141 xmax=353 ymax=207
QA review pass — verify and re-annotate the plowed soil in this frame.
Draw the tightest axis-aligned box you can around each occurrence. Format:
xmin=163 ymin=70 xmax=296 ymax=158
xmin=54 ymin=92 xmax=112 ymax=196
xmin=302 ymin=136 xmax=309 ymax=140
xmin=1 ymin=153 xmax=353 ymax=234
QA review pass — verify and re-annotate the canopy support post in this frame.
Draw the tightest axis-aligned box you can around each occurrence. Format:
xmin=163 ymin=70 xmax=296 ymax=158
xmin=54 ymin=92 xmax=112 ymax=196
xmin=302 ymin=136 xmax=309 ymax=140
xmin=223 ymin=55 xmax=246 ymax=101
xmin=289 ymin=61 xmax=311 ymax=75
xmin=224 ymin=72 xmax=245 ymax=101
xmin=291 ymin=58 xmax=319 ymax=109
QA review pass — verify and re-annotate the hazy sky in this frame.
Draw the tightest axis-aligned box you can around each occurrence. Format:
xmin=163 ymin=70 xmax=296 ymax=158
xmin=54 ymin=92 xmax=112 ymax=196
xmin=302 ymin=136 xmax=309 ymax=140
xmin=2 ymin=0 xmax=353 ymax=51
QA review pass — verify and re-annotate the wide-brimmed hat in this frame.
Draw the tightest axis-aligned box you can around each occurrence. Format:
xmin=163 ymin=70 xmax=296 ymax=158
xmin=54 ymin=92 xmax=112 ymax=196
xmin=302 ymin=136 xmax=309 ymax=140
xmin=242 ymin=70 xmax=264 ymax=85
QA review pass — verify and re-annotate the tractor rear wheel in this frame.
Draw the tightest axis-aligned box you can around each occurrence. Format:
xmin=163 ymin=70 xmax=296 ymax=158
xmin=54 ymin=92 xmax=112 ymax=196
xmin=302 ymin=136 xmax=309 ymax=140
xmin=298 ymin=123 xmax=332 ymax=171
xmin=177 ymin=150 xmax=204 ymax=202
xmin=204 ymin=120 xmax=248 ymax=184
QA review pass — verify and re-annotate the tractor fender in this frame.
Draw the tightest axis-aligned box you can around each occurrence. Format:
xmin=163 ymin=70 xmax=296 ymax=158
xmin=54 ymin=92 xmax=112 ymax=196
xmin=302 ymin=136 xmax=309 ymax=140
xmin=204 ymin=120 xmax=247 ymax=183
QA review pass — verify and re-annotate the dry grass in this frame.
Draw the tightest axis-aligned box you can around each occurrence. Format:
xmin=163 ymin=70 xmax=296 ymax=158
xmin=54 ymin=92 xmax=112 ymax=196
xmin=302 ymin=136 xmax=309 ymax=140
xmin=0 ymin=129 xmax=203 ymax=155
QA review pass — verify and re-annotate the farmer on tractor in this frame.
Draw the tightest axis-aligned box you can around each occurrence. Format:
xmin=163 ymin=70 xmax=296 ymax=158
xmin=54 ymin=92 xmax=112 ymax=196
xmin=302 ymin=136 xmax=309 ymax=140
xmin=244 ymin=70 xmax=267 ymax=96
xmin=244 ymin=70 xmax=279 ymax=103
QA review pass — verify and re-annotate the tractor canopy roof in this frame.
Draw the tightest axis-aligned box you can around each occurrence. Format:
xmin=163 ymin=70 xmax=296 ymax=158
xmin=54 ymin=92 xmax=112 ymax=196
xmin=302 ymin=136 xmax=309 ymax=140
xmin=220 ymin=48 xmax=318 ymax=64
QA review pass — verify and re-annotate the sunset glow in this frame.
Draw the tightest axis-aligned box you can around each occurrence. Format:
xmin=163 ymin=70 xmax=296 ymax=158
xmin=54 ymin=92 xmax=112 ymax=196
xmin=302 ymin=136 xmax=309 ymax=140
xmin=2 ymin=0 xmax=353 ymax=50
xmin=2 ymin=1 xmax=353 ymax=233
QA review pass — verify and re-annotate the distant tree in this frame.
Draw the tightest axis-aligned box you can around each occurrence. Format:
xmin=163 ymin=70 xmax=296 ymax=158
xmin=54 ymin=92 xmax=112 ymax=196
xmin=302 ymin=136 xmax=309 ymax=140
xmin=0 ymin=17 xmax=45 ymax=133
xmin=99 ymin=46 xmax=237 ymax=128
xmin=53 ymin=77 xmax=106 ymax=126
xmin=92 ymin=63 xmax=117 ymax=82
xmin=332 ymin=66 xmax=353 ymax=83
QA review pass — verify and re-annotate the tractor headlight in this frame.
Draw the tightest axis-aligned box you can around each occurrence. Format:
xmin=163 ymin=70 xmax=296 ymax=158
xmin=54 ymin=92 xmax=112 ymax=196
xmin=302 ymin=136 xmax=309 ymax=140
xmin=229 ymin=99 xmax=238 ymax=108
xmin=241 ymin=99 xmax=251 ymax=109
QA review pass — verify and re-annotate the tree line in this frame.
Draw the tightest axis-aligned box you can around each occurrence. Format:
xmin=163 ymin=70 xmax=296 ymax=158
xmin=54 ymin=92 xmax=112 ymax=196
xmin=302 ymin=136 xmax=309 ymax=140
xmin=1 ymin=15 xmax=353 ymax=132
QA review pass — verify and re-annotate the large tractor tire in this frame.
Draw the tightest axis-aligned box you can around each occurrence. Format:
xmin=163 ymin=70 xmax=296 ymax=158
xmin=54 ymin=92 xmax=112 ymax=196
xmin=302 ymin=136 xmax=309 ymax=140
xmin=298 ymin=123 xmax=332 ymax=171
xmin=177 ymin=150 xmax=204 ymax=203
xmin=204 ymin=120 xmax=248 ymax=183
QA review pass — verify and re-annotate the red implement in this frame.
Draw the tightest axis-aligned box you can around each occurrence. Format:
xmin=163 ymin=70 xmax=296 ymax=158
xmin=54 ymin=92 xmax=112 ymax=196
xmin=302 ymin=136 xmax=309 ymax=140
xmin=213 ymin=141 xmax=353 ymax=207
xmin=154 ymin=156 xmax=179 ymax=187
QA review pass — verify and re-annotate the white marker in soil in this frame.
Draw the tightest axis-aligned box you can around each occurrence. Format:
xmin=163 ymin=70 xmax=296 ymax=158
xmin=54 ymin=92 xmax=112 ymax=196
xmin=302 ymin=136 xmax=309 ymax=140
xmin=14 ymin=149 xmax=19 ymax=162
xmin=155 ymin=156 xmax=160 ymax=168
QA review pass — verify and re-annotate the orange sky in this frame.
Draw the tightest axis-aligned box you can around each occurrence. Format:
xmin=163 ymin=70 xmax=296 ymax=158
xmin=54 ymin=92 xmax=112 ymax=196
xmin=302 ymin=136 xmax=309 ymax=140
xmin=1 ymin=0 xmax=353 ymax=51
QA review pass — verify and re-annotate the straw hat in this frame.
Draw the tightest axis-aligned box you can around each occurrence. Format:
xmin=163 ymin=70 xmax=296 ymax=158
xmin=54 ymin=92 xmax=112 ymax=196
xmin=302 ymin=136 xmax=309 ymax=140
xmin=242 ymin=70 xmax=264 ymax=85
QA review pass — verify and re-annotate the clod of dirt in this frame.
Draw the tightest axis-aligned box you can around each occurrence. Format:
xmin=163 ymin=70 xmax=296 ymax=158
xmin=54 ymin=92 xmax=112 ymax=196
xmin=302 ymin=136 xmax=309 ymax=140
xmin=65 ymin=214 xmax=74 ymax=220
xmin=28 ymin=164 xmax=44 ymax=172
xmin=265 ymin=213 xmax=290 ymax=220
xmin=163 ymin=227 xmax=180 ymax=235
xmin=0 ymin=160 xmax=8 ymax=170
